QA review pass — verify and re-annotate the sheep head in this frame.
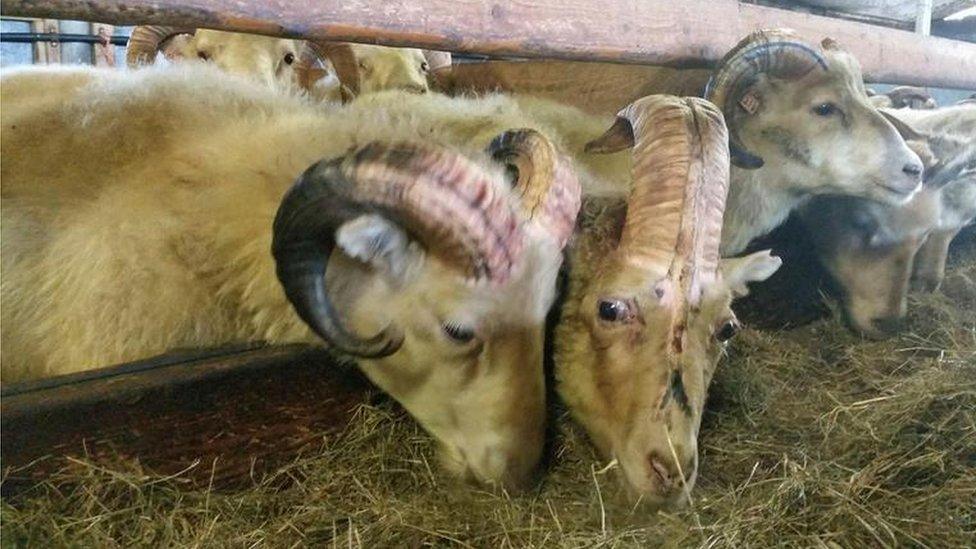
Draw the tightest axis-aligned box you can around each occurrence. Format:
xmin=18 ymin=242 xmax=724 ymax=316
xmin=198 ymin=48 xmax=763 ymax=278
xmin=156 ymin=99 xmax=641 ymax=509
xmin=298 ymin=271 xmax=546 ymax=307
xmin=556 ymin=96 xmax=780 ymax=506
xmin=273 ymin=134 xmax=580 ymax=489
xmin=801 ymin=108 xmax=976 ymax=338
xmin=126 ymin=27 xmax=311 ymax=91
xmin=310 ymin=42 xmax=441 ymax=100
xmin=705 ymin=29 xmax=923 ymax=205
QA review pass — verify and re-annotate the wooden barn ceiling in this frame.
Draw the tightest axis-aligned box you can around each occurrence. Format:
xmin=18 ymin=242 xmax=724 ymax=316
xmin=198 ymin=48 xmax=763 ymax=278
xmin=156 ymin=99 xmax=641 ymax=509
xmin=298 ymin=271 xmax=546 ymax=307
xmin=750 ymin=0 xmax=975 ymax=27
xmin=795 ymin=0 xmax=972 ymax=21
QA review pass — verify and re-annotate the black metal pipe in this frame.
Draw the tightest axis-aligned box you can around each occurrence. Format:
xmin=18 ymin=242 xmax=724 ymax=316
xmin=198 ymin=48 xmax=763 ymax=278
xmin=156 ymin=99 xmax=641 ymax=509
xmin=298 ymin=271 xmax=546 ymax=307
xmin=0 ymin=32 xmax=129 ymax=45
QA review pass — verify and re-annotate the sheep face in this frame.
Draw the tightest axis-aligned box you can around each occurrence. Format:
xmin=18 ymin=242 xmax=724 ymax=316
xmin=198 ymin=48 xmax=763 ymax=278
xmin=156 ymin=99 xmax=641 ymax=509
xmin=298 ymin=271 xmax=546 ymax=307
xmin=557 ymin=230 xmax=779 ymax=506
xmin=327 ymin=219 xmax=560 ymax=489
xmin=803 ymin=187 xmax=941 ymax=338
xmin=352 ymin=44 xmax=430 ymax=95
xmin=180 ymin=30 xmax=304 ymax=89
xmin=801 ymin=106 xmax=976 ymax=338
xmin=707 ymin=30 xmax=923 ymax=205
xmin=556 ymin=96 xmax=781 ymax=507
xmin=272 ymin=136 xmax=581 ymax=490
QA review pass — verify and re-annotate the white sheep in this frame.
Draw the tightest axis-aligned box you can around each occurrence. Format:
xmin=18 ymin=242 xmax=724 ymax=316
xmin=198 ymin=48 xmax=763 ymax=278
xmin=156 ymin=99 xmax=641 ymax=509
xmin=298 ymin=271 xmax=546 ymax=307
xmin=125 ymin=26 xmax=447 ymax=101
xmin=1 ymin=63 xmax=588 ymax=489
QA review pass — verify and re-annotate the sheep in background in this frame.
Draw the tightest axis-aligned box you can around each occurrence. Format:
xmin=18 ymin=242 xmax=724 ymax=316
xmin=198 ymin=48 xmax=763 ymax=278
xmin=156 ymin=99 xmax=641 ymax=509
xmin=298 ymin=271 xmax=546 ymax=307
xmin=125 ymin=26 xmax=448 ymax=101
xmin=798 ymin=103 xmax=976 ymax=337
xmin=0 ymin=63 xmax=589 ymax=489
xmin=700 ymin=30 xmax=924 ymax=256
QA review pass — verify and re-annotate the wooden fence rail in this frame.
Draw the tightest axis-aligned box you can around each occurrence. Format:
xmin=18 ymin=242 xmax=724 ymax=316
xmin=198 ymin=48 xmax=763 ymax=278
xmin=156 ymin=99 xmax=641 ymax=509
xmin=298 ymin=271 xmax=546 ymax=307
xmin=2 ymin=0 xmax=975 ymax=89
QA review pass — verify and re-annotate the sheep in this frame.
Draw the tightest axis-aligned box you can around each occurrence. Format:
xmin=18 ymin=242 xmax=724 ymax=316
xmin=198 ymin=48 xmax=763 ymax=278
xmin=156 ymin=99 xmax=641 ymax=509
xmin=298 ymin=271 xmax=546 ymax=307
xmin=126 ymin=27 xmax=312 ymax=91
xmin=554 ymin=95 xmax=782 ymax=507
xmin=0 ymin=63 xmax=586 ymax=490
xmin=125 ymin=26 xmax=446 ymax=101
xmin=435 ymin=29 xmax=923 ymax=260
xmin=798 ymin=103 xmax=976 ymax=337
xmin=867 ymin=86 xmax=938 ymax=110
xmin=588 ymin=29 xmax=924 ymax=257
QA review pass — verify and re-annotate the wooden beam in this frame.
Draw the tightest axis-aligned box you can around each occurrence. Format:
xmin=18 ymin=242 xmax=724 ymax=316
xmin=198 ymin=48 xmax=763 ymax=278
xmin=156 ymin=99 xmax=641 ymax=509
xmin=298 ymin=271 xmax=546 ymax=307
xmin=2 ymin=0 xmax=974 ymax=89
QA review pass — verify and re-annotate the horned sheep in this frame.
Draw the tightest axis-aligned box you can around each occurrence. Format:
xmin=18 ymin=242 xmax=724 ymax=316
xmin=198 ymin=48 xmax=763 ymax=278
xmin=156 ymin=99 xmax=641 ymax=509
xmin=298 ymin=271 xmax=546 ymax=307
xmin=554 ymin=95 xmax=782 ymax=506
xmin=799 ymin=102 xmax=976 ymax=337
xmin=695 ymin=30 xmax=925 ymax=256
xmin=0 ymin=63 xmax=590 ymax=490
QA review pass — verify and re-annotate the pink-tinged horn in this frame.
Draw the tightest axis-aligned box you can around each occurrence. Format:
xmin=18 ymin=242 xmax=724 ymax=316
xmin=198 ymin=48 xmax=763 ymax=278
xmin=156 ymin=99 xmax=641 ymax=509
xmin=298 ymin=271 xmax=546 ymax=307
xmin=125 ymin=26 xmax=195 ymax=67
xmin=704 ymin=28 xmax=827 ymax=169
xmin=488 ymin=129 xmax=582 ymax=248
xmin=272 ymin=142 xmax=525 ymax=357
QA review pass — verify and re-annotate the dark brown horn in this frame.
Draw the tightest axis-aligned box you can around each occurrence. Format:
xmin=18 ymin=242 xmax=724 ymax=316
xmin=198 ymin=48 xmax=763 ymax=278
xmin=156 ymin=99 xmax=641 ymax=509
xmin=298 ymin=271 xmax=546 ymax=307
xmin=126 ymin=26 xmax=195 ymax=67
xmin=272 ymin=142 xmax=525 ymax=357
xmin=309 ymin=42 xmax=361 ymax=97
xmin=705 ymin=28 xmax=827 ymax=169
xmin=488 ymin=129 xmax=582 ymax=248
xmin=886 ymin=86 xmax=936 ymax=109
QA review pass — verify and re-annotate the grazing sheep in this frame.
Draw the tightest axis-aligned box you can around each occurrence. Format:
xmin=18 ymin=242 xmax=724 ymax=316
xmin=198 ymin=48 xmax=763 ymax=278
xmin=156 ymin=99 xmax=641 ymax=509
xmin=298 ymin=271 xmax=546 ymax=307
xmin=555 ymin=96 xmax=782 ymax=507
xmin=798 ymin=103 xmax=976 ymax=337
xmin=0 ymin=64 xmax=584 ymax=490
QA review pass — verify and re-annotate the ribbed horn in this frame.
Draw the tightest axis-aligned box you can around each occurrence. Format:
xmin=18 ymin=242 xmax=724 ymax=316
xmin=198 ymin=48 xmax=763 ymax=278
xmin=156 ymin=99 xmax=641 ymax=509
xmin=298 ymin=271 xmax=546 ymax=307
xmin=705 ymin=28 xmax=827 ymax=169
xmin=609 ymin=96 xmax=731 ymax=306
xmin=488 ymin=129 xmax=582 ymax=248
xmin=272 ymin=142 xmax=525 ymax=357
xmin=309 ymin=41 xmax=360 ymax=97
xmin=126 ymin=26 xmax=195 ymax=67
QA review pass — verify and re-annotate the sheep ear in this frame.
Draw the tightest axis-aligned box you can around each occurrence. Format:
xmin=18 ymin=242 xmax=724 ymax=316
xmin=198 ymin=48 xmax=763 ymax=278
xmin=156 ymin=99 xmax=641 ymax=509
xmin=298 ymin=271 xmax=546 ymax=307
xmin=584 ymin=117 xmax=634 ymax=154
xmin=879 ymin=110 xmax=927 ymax=142
xmin=336 ymin=214 xmax=424 ymax=285
xmin=720 ymin=250 xmax=782 ymax=298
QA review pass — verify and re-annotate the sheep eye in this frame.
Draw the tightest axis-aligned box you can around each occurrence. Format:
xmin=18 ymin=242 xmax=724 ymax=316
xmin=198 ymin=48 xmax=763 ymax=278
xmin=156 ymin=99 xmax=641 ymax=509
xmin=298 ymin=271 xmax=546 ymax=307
xmin=197 ymin=51 xmax=210 ymax=61
xmin=283 ymin=52 xmax=295 ymax=65
xmin=716 ymin=320 xmax=739 ymax=342
xmin=443 ymin=323 xmax=475 ymax=343
xmin=421 ymin=61 xmax=429 ymax=72
xmin=813 ymin=102 xmax=837 ymax=117
xmin=597 ymin=299 xmax=630 ymax=322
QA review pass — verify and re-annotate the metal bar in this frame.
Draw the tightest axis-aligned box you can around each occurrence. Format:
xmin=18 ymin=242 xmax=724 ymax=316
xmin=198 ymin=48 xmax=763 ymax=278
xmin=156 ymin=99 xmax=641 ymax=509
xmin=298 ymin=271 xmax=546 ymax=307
xmin=916 ymin=0 xmax=934 ymax=35
xmin=1 ymin=0 xmax=975 ymax=89
xmin=0 ymin=31 xmax=129 ymax=45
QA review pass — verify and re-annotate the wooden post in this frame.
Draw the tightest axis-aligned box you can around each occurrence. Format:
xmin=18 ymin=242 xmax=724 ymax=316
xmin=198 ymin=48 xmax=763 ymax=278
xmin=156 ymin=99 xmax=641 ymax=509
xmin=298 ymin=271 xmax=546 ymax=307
xmin=2 ymin=0 xmax=975 ymax=89
xmin=916 ymin=0 xmax=934 ymax=35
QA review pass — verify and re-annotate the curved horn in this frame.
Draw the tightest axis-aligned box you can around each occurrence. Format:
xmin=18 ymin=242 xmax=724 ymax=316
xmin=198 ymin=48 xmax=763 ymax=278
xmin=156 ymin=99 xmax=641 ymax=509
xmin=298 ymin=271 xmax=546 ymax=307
xmin=309 ymin=42 xmax=360 ymax=97
xmin=125 ymin=26 xmax=195 ymax=67
xmin=704 ymin=28 xmax=827 ymax=169
xmin=488 ymin=129 xmax=582 ymax=248
xmin=593 ymin=96 xmax=730 ymax=306
xmin=886 ymin=86 xmax=936 ymax=109
xmin=272 ymin=142 xmax=525 ymax=357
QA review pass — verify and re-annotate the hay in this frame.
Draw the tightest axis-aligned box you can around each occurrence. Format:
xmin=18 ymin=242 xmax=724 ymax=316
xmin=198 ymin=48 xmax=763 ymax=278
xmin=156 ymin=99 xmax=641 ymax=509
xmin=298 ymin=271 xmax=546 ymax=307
xmin=3 ymin=261 xmax=974 ymax=548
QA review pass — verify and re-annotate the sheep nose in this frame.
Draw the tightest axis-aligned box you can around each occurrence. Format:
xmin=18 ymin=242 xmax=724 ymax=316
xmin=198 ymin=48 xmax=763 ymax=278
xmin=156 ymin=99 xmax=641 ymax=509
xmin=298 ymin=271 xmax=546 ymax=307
xmin=871 ymin=316 xmax=905 ymax=335
xmin=902 ymin=161 xmax=923 ymax=179
xmin=647 ymin=453 xmax=695 ymax=492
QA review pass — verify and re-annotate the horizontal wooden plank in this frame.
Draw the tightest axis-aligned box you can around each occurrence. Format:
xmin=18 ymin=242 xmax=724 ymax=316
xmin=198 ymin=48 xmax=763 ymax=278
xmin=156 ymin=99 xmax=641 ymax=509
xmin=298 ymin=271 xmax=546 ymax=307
xmin=433 ymin=61 xmax=711 ymax=115
xmin=2 ymin=0 xmax=974 ymax=89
